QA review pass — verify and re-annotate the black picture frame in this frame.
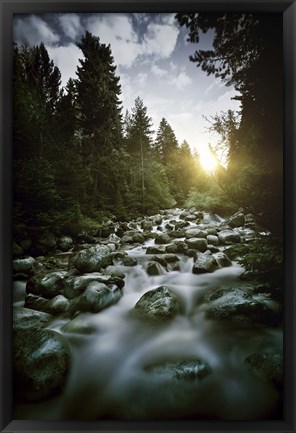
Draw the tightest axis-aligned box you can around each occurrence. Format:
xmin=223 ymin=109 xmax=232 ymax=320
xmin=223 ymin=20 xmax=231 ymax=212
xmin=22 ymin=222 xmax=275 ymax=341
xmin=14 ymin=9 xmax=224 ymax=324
xmin=1 ymin=1 xmax=295 ymax=432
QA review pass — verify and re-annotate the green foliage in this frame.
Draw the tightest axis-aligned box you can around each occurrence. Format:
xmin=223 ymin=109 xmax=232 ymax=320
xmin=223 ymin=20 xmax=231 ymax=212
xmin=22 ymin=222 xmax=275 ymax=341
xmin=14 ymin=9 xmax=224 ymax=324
xmin=184 ymin=180 xmax=236 ymax=215
xmin=227 ymin=238 xmax=283 ymax=287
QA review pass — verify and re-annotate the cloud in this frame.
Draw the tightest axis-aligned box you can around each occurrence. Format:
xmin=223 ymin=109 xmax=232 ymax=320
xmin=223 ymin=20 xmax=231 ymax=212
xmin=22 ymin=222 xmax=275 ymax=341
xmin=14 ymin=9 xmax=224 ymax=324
xmin=204 ymin=78 xmax=223 ymax=96
xmin=85 ymin=13 xmax=179 ymax=69
xmin=47 ymin=43 xmax=81 ymax=87
xmin=132 ymin=13 xmax=151 ymax=25
xmin=59 ymin=14 xmax=82 ymax=40
xmin=151 ymin=64 xmax=167 ymax=78
xmin=143 ymin=22 xmax=179 ymax=59
xmin=172 ymin=70 xmax=192 ymax=89
xmin=86 ymin=14 xmax=141 ymax=68
xmin=135 ymin=72 xmax=148 ymax=87
xmin=13 ymin=15 xmax=60 ymax=46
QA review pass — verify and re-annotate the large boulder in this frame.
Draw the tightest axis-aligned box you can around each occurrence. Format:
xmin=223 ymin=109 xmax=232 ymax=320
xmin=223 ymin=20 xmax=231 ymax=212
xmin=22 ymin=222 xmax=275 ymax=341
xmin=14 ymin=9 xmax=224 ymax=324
xmin=73 ymin=245 xmax=112 ymax=273
xmin=185 ymin=238 xmax=208 ymax=252
xmin=192 ymin=253 xmax=219 ymax=274
xmin=13 ymin=257 xmax=35 ymax=275
xmin=69 ymin=281 xmax=122 ymax=315
xmin=14 ymin=328 xmax=71 ymax=402
xmin=145 ymin=359 xmax=211 ymax=381
xmin=204 ymin=288 xmax=279 ymax=325
xmin=133 ymin=286 xmax=180 ymax=321
xmin=26 ymin=271 xmax=68 ymax=299
xmin=13 ymin=306 xmax=53 ymax=330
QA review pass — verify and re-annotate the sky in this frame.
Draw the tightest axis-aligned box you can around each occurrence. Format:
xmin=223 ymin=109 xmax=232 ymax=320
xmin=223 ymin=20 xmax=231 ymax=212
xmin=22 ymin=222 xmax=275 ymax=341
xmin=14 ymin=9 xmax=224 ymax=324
xmin=13 ymin=13 xmax=241 ymax=157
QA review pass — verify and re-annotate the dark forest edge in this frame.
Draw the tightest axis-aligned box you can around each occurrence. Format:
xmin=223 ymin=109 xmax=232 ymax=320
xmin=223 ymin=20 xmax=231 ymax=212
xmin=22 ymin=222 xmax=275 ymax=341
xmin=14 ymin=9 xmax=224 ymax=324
xmin=13 ymin=13 xmax=283 ymax=288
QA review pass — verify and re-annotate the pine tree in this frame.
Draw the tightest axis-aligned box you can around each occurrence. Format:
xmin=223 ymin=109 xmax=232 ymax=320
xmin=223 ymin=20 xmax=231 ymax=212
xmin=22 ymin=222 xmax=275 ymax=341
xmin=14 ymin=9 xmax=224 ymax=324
xmin=75 ymin=31 xmax=124 ymax=212
xmin=124 ymin=97 xmax=154 ymax=211
xmin=13 ymin=42 xmax=61 ymax=159
xmin=154 ymin=118 xmax=179 ymax=165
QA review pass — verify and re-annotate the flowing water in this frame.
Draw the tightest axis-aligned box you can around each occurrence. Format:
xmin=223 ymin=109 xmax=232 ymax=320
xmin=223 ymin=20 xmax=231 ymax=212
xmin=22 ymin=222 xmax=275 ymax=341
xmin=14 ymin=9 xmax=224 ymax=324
xmin=14 ymin=213 xmax=283 ymax=421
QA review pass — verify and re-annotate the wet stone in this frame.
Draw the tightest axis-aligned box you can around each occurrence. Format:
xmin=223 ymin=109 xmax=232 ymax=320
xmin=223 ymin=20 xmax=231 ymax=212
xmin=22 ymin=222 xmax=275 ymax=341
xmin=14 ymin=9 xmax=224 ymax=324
xmin=133 ymin=286 xmax=180 ymax=321
xmin=145 ymin=360 xmax=211 ymax=381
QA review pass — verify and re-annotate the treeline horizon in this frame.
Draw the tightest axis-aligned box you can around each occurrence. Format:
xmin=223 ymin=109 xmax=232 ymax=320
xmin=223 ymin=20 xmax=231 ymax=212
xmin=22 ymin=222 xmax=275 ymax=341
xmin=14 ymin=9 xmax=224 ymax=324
xmin=13 ymin=12 xmax=283 ymax=241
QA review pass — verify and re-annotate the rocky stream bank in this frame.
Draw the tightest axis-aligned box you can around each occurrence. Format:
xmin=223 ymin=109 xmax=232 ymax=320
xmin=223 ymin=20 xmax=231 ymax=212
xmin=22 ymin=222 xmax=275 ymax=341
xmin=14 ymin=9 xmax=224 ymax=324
xmin=13 ymin=208 xmax=283 ymax=420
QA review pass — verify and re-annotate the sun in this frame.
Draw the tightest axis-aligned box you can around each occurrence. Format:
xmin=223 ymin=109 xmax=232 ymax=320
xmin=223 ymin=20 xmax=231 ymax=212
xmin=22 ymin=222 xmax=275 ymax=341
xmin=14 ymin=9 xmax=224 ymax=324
xmin=199 ymin=147 xmax=217 ymax=173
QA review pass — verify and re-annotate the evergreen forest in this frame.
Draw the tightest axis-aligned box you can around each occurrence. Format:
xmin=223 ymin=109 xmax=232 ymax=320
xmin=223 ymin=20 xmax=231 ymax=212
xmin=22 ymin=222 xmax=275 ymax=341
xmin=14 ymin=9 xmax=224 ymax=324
xmin=13 ymin=12 xmax=283 ymax=289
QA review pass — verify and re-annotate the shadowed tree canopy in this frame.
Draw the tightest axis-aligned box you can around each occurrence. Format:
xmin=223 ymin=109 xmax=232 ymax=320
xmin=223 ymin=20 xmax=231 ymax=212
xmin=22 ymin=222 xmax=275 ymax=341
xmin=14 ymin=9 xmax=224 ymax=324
xmin=176 ymin=12 xmax=283 ymax=234
xmin=13 ymin=42 xmax=61 ymax=159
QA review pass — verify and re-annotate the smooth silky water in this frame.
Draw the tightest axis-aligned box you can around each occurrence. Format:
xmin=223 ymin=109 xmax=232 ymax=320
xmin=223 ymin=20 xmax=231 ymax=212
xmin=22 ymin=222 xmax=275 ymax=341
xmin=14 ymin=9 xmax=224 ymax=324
xmin=13 ymin=215 xmax=283 ymax=421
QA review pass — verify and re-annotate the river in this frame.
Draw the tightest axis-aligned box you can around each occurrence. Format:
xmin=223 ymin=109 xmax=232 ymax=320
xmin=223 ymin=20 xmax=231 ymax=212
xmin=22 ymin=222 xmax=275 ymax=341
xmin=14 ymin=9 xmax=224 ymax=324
xmin=13 ymin=211 xmax=283 ymax=421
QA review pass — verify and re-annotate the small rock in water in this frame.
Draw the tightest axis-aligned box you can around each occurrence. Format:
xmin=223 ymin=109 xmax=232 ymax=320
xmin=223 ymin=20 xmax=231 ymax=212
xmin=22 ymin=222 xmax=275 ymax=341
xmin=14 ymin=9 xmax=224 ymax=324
xmin=69 ymin=281 xmax=122 ymax=315
xmin=218 ymin=230 xmax=241 ymax=245
xmin=122 ymin=256 xmax=137 ymax=266
xmin=146 ymin=246 xmax=166 ymax=254
xmin=26 ymin=271 xmax=68 ymax=299
xmin=61 ymin=313 xmax=98 ymax=334
xmin=165 ymin=243 xmax=178 ymax=254
xmin=206 ymin=235 xmax=219 ymax=246
xmin=57 ymin=236 xmax=73 ymax=252
xmin=25 ymin=293 xmax=70 ymax=315
xmin=185 ymin=238 xmax=208 ymax=252
xmin=13 ymin=257 xmax=35 ymax=275
xmin=185 ymin=228 xmax=207 ymax=239
xmin=146 ymin=261 xmax=166 ymax=276
xmin=155 ymin=233 xmax=171 ymax=244
xmin=145 ymin=359 xmax=211 ymax=381
xmin=63 ymin=273 xmax=113 ymax=299
xmin=213 ymin=252 xmax=232 ymax=267
xmin=105 ymin=265 xmax=125 ymax=279
xmin=192 ymin=253 xmax=219 ymax=274
xmin=227 ymin=212 xmax=245 ymax=228
xmin=244 ymin=353 xmax=283 ymax=386
xmin=73 ymin=245 xmax=112 ymax=273
xmin=163 ymin=254 xmax=179 ymax=263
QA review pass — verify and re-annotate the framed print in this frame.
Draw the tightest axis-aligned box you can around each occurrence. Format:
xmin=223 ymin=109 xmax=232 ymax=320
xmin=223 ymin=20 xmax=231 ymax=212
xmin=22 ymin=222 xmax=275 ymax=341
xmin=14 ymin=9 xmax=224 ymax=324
xmin=1 ymin=1 xmax=295 ymax=432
